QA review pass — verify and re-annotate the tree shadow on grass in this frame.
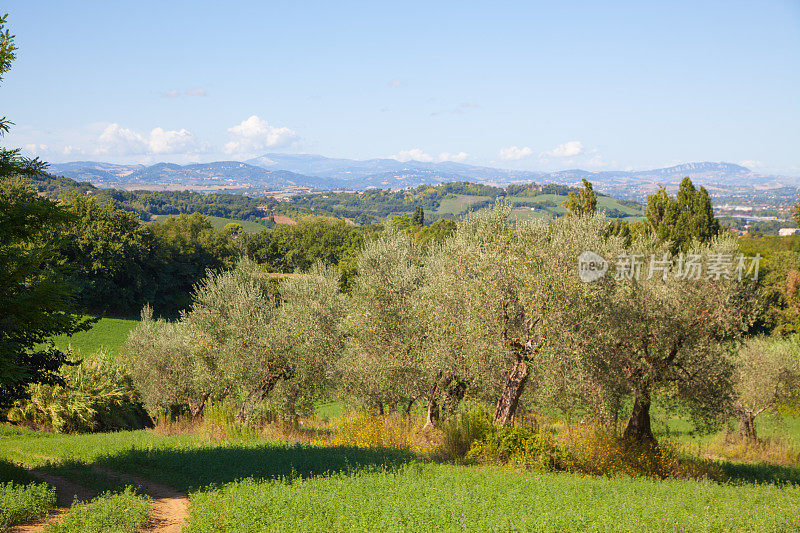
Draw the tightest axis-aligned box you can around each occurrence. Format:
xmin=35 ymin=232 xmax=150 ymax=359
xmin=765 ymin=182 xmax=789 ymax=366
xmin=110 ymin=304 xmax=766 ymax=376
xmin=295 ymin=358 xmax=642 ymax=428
xmin=718 ymin=461 xmax=800 ymax=486
xmin=46 ymin=442 xmax=416 ymax=493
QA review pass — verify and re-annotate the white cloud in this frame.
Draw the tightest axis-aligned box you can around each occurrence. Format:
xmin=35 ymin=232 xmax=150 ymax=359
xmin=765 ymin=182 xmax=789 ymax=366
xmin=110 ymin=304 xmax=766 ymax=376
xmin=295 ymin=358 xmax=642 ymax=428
xmin=393 ymin=149 xmax=434 ymax=162
xmin=148 ymin=127 xmax=202 ymax=154
xmin=389 ymin=78 xmax=402 ymax=88
xmin=543 ymin=141 xmax=584 ymax=158
xmin=224 ymin=115 xmax=297 ymax=154
xmin=738 ymin=160 xmax=763 ymax=169
xmin=95 ymin=123 xmax=206 ymax=156
xmin=23 ymin=143 xmax=48 ymax=154
xmin=438 ymin=151 xmax=469 ymax=163
xmin=392 ymin=149 xmax=468 ymax=163
xmin=163 ymin=90 xmax=181 ymax=98
xmin=96 ymin=124 xmax=148 ymax=155
xmin=499 ymin=146 xmax=533 ymax=160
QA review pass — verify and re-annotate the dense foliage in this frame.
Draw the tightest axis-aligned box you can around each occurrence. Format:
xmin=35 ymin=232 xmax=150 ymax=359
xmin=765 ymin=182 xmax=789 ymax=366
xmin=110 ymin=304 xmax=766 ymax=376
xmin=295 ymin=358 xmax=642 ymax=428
xmin=57 ymin=198 xmax=238 ymax=316
xmin=127 ymin=260 xmax=344 ymax=423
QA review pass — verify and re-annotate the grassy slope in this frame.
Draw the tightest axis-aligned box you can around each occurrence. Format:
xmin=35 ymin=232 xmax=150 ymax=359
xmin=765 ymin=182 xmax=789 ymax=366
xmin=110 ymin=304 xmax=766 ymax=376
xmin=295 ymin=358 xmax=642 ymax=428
xmin=50 ymin=317 xmax=139 ymax=357
xmin=508 ymin=194 xmax=642 ymax=217
xmin=432 ymin=193 xmax=643 ymax=222
xmin=152 ymin=214 xmax=268 ymax=234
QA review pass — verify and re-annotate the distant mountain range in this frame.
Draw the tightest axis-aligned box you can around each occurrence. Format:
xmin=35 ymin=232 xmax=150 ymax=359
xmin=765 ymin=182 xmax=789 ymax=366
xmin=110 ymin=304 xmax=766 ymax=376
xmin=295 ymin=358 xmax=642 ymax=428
xmin=49 ymin=155 xmax=797 ymax=194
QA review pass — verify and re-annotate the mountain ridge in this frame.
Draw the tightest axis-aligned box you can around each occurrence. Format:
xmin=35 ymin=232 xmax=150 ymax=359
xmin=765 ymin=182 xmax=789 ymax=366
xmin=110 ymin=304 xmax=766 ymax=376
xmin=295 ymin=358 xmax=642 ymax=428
xmin=49 ymin=156 xmax=796 ymax=193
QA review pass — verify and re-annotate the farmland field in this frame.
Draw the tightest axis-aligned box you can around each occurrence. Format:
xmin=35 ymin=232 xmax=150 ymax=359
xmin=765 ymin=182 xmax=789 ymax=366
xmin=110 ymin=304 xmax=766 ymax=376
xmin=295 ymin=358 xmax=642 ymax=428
xmin=50 ymin=316 xmax=139 ymax=356
xmin=152 ymin=214 xmax=269 ymax=234
xmin=434 ymin=194 xmax=491 ymax=215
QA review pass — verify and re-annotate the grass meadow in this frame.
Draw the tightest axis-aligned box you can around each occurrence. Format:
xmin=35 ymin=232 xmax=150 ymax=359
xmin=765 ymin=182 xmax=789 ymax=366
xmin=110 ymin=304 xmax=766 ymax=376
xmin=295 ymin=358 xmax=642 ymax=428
xmin=5 ymin=319 xmax=800 ymax=531
xmin=50 ymin=316 xmax=140 ymax=356
xmin=434 ymin=194 xmax=491 ymax=215
xmin=2 ymin=424 xmax=799 ymax=532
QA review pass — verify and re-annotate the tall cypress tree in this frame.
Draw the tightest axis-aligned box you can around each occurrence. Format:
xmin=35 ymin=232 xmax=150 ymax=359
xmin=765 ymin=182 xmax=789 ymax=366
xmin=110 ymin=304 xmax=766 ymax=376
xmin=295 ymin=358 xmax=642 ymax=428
xmin=645 ymin=177 xmax=719 ymax=253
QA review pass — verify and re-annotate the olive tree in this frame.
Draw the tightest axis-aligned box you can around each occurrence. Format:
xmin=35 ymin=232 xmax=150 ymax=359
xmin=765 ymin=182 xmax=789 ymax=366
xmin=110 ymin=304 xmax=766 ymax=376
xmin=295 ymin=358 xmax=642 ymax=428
xmin=340 ymin=227 xmax=427 ymax=415
xmin=421 ymin=204 xmax=622 ymax=425
xmin=127 ymin=305 xmax=207 ymax=417
xmin=127 ymin=259 xmax=344 ymax=423
xmin=575 ymin=235 xmax=754 ymax=444
xmin=733 ymin=336 xmax=800 ymax=441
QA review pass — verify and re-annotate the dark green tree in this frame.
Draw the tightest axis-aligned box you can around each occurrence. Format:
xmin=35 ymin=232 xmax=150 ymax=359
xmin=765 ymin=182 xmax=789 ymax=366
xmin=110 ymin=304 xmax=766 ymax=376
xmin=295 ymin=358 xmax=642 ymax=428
xmin=411 ymin=206 xmax=425 ymax=226
xmin=563 ymin=179 xmax=597 ymax=217
xmin=646 ymin=177 xmax=719 ymax=253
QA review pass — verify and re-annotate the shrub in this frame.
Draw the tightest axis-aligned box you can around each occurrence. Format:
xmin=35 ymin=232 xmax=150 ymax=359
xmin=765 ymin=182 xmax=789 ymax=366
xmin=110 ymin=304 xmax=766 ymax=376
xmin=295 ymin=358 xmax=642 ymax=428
xmin=6 ymin=352 xmax=151 ymax=433
xmin=43 ymin=486 xmax=150 ymax=533
xmin=201 ymin=399 xmax=259 ymax=442
xmin=467 ymin=425 xmax=566 ymax=470
xmin=701 ymin=430 xmax=800 ymax=466
xmin=0 ymin=480 xmax=57 ymax=531
xmin=436 ymin=406 xmax=493 ymax=461
xmin=328 ymin=411 xmax=428 ymax=451
xmin=465 ymin=421 xmax=717 ymax=479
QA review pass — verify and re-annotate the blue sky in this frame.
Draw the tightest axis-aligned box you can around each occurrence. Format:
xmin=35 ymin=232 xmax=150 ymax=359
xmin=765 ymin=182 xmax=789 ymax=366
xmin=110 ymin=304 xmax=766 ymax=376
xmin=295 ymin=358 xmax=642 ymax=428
xmin=3 ymin=1 xmax=799 ymax=174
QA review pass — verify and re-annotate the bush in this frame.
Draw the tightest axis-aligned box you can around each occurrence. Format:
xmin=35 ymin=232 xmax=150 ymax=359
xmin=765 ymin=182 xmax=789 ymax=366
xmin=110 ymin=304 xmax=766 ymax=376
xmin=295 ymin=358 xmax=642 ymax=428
xmin=7 ymin=352 xmax=151 ymax=433
xmin=201 ymin=399 xmax=259 ymax=442
xmin=464 ymin=421 xmax=717 ymax=479
xmin=702 ymin=430 xmax=800 ymax=466
xmin=0 ymin=480 xmax=57 ymax=531
xmin=328 ymin=411 xmax=428 ymax=451
xmin=43 ymin=486 xmax=150 ymax=533
xmin=436 ymin=406 xmax=493 ymax=461
xmin=467 ymin=425 xmax=566 ymax=471
xmin=560 ymin=425 xmax=717 ymax=479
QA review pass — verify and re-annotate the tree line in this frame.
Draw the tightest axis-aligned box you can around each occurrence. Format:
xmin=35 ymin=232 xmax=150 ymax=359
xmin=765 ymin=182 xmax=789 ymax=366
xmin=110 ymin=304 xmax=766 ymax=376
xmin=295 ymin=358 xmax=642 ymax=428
xmin=126 ymin=185 xmax=799 ymax=444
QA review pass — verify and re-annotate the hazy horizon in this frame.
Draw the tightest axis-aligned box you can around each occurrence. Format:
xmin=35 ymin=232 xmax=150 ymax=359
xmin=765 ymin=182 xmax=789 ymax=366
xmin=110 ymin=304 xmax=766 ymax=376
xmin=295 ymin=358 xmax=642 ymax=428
xmin=4 ymin=1 xmax=799 ymax=175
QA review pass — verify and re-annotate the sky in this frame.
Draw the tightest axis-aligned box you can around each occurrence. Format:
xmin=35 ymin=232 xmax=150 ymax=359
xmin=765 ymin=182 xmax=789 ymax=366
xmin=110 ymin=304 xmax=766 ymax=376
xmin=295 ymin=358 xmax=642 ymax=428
xmin=2 ymin=0 xmax=799 ymax=175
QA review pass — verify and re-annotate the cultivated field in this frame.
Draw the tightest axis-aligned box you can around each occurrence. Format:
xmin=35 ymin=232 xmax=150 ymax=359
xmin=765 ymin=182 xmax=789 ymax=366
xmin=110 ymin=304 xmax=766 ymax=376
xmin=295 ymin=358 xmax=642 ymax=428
xmin=49 ymin=317 xmax=139 ymax=357
xmin=151 ymin=214 xmax=270 ymax=234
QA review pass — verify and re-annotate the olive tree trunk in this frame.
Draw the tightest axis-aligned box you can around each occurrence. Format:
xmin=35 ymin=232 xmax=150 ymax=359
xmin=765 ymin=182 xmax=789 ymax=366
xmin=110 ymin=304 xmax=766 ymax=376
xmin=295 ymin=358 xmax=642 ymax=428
xmin=494 ymin=357 xmax=529 ymax=426
xmin=423 ymin=372 xmax=455 ymax=430
xmin=623 ymin=388 xmax=656 ymax=445
xmin=737 ymin=408 xmax=758 ymax=441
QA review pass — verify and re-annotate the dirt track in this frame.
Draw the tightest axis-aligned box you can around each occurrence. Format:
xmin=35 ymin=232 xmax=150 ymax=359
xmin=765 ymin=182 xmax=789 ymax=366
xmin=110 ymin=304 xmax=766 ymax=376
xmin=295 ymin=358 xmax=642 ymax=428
xmin=9 ymin=467 xmax=189 ymax=533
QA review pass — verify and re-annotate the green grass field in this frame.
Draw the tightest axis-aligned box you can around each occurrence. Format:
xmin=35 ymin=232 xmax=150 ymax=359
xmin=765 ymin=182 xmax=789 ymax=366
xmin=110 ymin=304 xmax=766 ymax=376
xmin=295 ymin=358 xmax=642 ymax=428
xmin=50 ymin=316 xmax=139 ymax=357
xmin=186 ymin=463 xmax=800 ymax=533
xmin=434 ymin=194 xmax=491 ymax=215
xmin=2 ymin=425 xmax=799 ymax=532
xmin=152 ymin=214 xmax=269 ymax=234
xmin=507 ymin=194 xmax=643 ymax=216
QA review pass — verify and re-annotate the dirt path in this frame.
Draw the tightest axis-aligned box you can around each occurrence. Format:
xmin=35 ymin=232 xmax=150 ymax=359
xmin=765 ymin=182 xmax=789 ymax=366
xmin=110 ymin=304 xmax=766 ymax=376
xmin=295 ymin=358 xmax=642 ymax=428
xmin=10 ymin=467 xmax=189 ymax=533
xmin=91 ymin=467 xmax=189 ymax=533
xmin=8 ymin=469 xmax=95 ymax=533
